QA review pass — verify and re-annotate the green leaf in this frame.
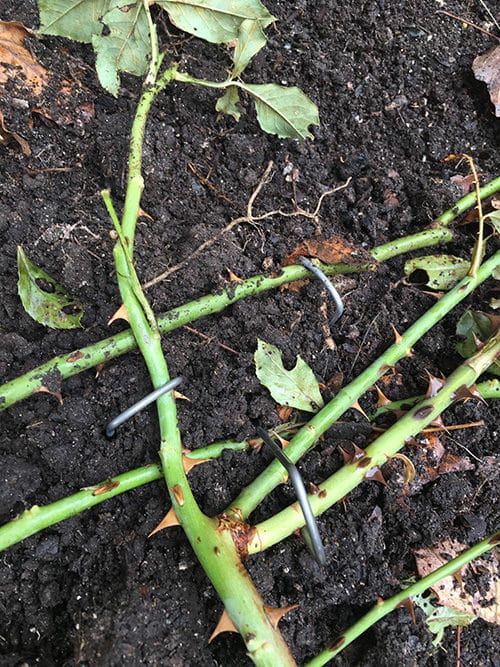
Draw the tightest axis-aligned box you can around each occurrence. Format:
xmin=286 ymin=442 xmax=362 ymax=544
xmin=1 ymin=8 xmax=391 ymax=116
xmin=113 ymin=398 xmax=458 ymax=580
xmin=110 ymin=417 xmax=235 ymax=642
xmin=254 ymin=339 xmax=324 ymax=412
xmin=155 ymin=0 xmax=275 ymax=44
xmin=484 ymin=208 xmax=500 ymax=233
xmin=413 ymin=592 xmax=476 ymax=646
xmin=38 ymin=0 xmax=111 ymax=43
xmin=17 ymin=246 xmax=84 ymax=329
xmin=92 ymin=0 xmax=150 ymax=96
xmin=231 ymin=18 xmax=267 ymax=78
xmin=238 ymin=82 xmax=319 ymax=139
xmin=215 ymin=85 xmax=241 ymax=120
xmin=404 ymin=255 xmax=470 ymax=290
xmin=456 ymin=310 xmax=500 ymax=376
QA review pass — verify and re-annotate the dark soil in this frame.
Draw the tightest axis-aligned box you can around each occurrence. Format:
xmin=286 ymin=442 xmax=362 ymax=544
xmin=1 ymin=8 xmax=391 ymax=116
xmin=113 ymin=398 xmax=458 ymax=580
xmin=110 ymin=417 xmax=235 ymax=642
xmin=1 ymin=1 xmax=499 ymax=665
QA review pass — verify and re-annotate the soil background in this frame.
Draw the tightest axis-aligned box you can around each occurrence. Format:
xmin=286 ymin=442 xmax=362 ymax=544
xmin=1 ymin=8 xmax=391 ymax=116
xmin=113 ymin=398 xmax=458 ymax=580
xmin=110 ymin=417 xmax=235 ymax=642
xmin=0 ymin=1 xmax=499 ymax=665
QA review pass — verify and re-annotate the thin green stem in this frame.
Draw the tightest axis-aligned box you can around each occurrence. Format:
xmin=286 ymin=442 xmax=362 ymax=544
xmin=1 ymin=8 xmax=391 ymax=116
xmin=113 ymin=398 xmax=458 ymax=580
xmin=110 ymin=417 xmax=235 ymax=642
xmin=0 ymin=439 xmax=255 ymax=552
xmin=226 ymin=252 xmax=500 ymax=522
xmin=306 ymin=532 xmax=500 ymax=665
xmin=0 ymin=465 xmax=163 ymax=551
xmin=248 ymin=328 xmax=500 ymax=554
xmin=370 ymin=378 xmax=500 ymax=420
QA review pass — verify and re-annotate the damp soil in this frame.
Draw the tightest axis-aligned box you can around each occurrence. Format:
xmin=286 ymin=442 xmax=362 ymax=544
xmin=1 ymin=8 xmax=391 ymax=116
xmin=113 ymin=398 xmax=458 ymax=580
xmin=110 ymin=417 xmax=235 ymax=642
xmin=1 ymin=1 xmax=499 ymax=665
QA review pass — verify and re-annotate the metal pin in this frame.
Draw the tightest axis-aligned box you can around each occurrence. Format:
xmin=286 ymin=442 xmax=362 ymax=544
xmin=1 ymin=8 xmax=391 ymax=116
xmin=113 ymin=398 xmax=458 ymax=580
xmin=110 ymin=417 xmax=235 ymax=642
xmin=296 ymin=256 xmax=344 ymax=326
xmin=105 ymin=376 xmax=185 ymax=438
xmin=256 ymin=426 xmax=326 ymax=565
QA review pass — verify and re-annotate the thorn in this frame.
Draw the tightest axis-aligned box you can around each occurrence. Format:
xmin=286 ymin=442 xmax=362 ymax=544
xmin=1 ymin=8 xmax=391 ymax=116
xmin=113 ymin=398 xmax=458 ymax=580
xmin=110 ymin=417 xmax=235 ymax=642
xmin=421 ymin=290 xmax=443 ymax=300
xmin=182 ymin=450 xmax=210 ymax=474
xmin=350 ymin=400 xmax=369 ymax=419
xmin=148 ymin=507 xmax=180 ymax=537
xmin=391 ymin=324 xmax=403 ymax=345
xmin=309 ymin=482 xmax=321 ymax=495
xmin=227 ymin=269 xmax=242 ymax=282
xmin=339 ymin=444 xmax=367 ymax=464
xmin=425 ymin=370 xmax=446 ymax=398
xmin=33 ymin=386 xmax=63 ymax=405
xmin=451 ymin=384 xmax=487 ymax=404
xmin=264 ymin=604 xmax=299 ymax=629
xmin=373 ymin=384 xmax=391 ymax=407
xmin=138 ymin=206 xmax=153 ymax=221
xmin=95 ymin=362 xmax=105 ymax=378
xmin=209 ymin=609 xmax=238 ymax=642
xmin=108 ymin=303 xmax=129 ymax=325
xmin=397 ymin=598 xmax=416 ymax=624
xmin=364 ymin=465 xmax=388 ymax=486
xmin=173 ymin=390 xmax=190 ymax=401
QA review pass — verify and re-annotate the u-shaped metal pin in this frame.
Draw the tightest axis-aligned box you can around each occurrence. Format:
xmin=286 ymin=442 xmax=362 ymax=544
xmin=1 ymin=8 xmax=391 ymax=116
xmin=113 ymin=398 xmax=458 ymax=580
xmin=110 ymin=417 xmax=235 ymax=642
xmin=296 ymin=255 xmax=344 ymax=326
xmin=105 ymin=376 xmax=185 ymax=438
xmin=256 ymin=426 xmax=326 ymax=565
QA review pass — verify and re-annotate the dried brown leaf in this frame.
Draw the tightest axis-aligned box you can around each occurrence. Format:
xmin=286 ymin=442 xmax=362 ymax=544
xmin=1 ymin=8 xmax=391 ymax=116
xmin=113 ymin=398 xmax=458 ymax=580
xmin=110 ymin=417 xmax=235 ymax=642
xmin=473 ymin=46 xmax=500 ymax=116
xmin=415 ymin=538 xmax=499 ymax=624
xmin=285 ymin=236 xmax=374 ymax=266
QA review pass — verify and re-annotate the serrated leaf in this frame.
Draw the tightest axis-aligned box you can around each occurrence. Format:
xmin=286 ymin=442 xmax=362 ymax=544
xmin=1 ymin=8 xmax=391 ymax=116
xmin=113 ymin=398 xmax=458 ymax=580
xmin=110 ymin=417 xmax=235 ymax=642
xmin=38 ymin=0 xmax=111 ymax=43
xmin=231 ymin=18 xmax=266 ymax=78
xmin=17 ymin=246 xmax=83 ymax=329
xmin=404 ymin=255 xmax=470 ymax=290
xmin=92 ymin=0 xmax=150 ymax=96
xmin=238 ymin=82 xmax=319 ymax=139
xmin=215 ymin=85 xmax=241 ymax=120
xmin=254 ymin=339 xmax=324 ymax=412
xmin=413 ymin=593 xmax=475 ymax=646
xmin=155 ymin=0 xmax=274 ymax=44
xmin=456 ymin=310 xmax=500 ymax=376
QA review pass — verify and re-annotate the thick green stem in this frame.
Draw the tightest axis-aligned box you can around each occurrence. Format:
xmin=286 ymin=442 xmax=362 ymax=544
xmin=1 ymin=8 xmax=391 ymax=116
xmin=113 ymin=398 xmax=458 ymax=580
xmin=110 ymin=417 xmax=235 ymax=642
xmin=227 ymin=252 xmax=500 ymax=521
xmin=111 ymin=68 xmax=297 ymax=666
xmin=4 ymin=177 xmax=500 ymax=412
xmin=306 ymin=531 xmax=500 ymax=666
xmin=248 ymin=329 xmax=500 ymax=553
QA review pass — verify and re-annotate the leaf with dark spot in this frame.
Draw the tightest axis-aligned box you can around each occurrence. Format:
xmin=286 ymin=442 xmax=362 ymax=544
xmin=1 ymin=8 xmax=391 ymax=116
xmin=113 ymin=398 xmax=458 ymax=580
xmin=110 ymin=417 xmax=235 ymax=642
xmin=17 ymin=246 xmax=83 ymax=329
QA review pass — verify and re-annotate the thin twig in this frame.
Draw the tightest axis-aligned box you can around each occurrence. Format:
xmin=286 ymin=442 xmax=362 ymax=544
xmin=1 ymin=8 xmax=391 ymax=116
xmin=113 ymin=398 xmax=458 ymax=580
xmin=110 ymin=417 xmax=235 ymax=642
xmin=143 ymin=165 xmax=351 ymax=289
xmin=182 ymin=324 xmax=240 ymax=355
xmin=479 ymin=0 xmax=500 ymax=32
xmin=436 ymin=9 xmax=500 ymax=41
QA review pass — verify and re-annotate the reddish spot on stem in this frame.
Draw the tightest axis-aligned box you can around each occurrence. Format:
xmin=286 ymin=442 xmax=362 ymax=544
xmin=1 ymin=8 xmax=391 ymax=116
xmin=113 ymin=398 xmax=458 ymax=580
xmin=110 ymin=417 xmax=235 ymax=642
xmin=318 ymin=489 xmax=327 ymax=499
xmin=217 ymin=512 xmax=256 ymax=560
xmin=413 ymin=405 xmax=434 ymax=420
xmin=66 ymin=350 xmax=84 ymax=363
xmin=489 ymin=532 xmax=500 ymax=545
xmin=329 ymin=636 xmax=346 ymax=652
xmin=170 ymin=484 xmax=184 ymax=506
xmin=357 ymin=456 xmax=372 ymax=469
xmin=92 ymin=479 xmax=120 ymax=495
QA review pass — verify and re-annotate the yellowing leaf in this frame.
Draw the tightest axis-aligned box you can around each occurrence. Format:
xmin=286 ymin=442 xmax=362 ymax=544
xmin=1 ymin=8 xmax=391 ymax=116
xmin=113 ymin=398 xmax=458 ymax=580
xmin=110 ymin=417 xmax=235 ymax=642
xmin=17 ymin=246 xmax=84 ymax=329
xmin=255 ymin=339 xmax=324 ymax=412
